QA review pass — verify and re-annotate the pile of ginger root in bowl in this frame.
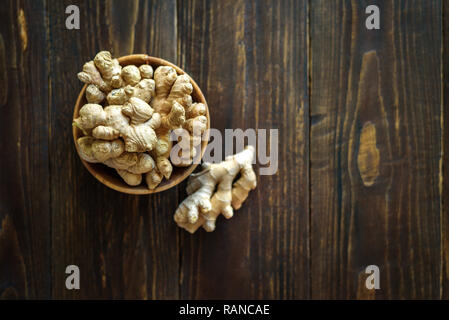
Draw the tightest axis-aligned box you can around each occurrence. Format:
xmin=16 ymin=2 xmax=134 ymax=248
xmin=73 ymin=51 xmax=209 ymax=193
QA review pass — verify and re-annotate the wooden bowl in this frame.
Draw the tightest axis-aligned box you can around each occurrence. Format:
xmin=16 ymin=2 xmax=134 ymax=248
xmin=73 ymin=54 xmax=210 ymax=194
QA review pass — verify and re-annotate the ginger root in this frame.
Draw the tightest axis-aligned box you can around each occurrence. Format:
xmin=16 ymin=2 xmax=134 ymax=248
xmin=174 ymin=146 xmax=257 ymax=233
xmin=75 ymin=51 xmax=208 ymax=190
xmin=77 ymin=136 xmax=100 ymax=163
xmin=86 ymin=84 xmax=106 ymax=104
xmin=91 ymin=139 xmax=124 ymax=162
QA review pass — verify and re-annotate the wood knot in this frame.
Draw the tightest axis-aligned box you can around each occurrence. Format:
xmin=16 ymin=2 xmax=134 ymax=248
xmin=17 ymin=9 xmax=28 ymax=52
xmin=357 ymin=122 xmax=380 ymax=187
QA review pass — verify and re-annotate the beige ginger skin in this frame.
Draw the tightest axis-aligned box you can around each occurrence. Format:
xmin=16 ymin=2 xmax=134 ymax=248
xmin=76 ymin=52 xmax=258 ymax=233
xmin=75 ymin=51 xmax=208 ymax=189
xmin=174 ymin=146 xmax=257 ymax=233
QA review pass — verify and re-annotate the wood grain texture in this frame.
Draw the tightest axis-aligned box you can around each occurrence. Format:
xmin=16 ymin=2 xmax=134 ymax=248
xmin=47 ymin=0 xmax=179 ymax=299
xmin=310 ymin=0 xmax=442 ymax=299
xmin=442 ymin=0 xmax=449 ymax=300
xmin=0 ymin=0 xmax=51 ymax=299
xmin=0 ymin=0 xmax=447 ymax=300
xmin=177 ymin=0 xmax=309 ymax=299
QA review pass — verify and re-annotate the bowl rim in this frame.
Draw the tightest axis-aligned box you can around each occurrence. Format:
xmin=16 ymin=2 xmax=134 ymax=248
xmin=73 ymin=54 xmax=210 ymax=195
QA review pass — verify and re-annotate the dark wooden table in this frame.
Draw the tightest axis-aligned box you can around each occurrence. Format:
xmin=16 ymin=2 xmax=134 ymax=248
xmin=0 ymin=0 xmax=447 ymax=299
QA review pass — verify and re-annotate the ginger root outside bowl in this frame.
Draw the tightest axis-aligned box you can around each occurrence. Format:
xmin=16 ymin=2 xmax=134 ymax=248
xmin=73 ymin=54 xmax=210 ymax=195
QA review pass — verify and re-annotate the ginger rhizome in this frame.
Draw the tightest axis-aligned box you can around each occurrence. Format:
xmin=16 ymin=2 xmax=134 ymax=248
xmin=174 ymin=146 xmax=257 ymax=233
xmin=75 ymin=51 xmax=208 ymax=189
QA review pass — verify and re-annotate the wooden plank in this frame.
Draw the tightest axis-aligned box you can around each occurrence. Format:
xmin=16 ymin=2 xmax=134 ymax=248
xmin=310 ymin=0 xmax=442 ymax=299
xmin=0 ymin=0 xmax=51 ymax=299
xmin=177 ymin=0 xmax=309 ymax=299
xmin=443 ymin=0 xmax=449 ymax=300
xmin=47 ymin=0 xmax=179 ymax=299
